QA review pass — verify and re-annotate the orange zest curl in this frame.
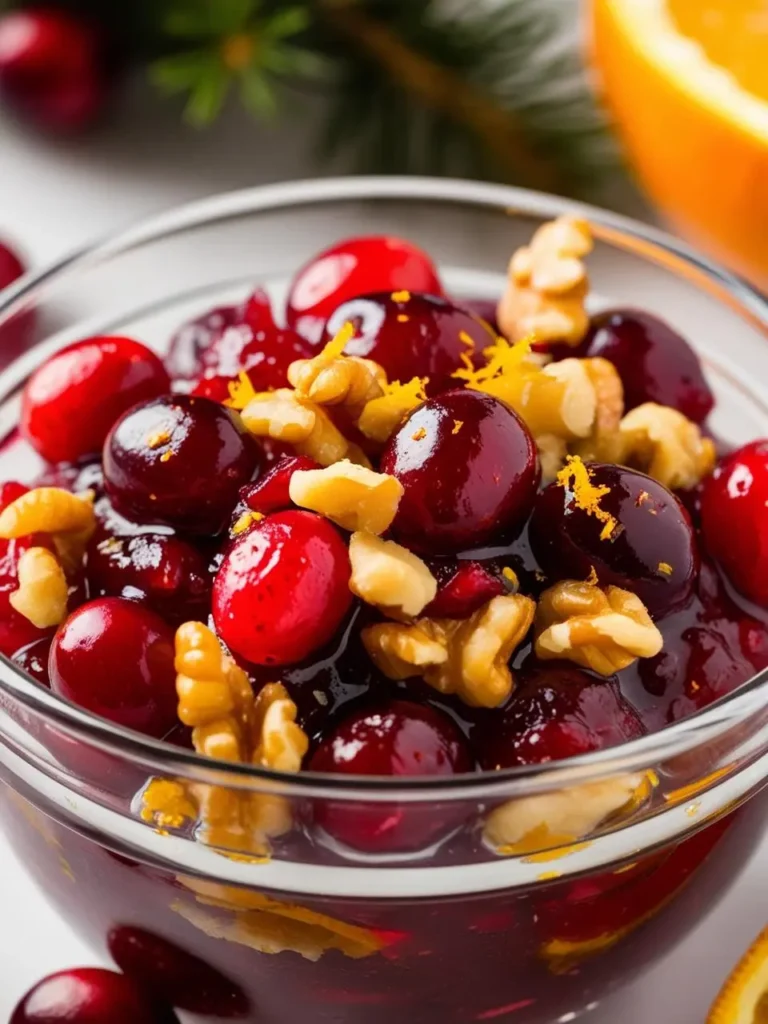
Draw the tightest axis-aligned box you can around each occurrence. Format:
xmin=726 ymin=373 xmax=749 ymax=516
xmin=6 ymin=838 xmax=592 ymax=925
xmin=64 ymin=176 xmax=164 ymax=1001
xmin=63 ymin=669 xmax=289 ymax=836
xmin=556 ymin=456 xmax=618 ymax=541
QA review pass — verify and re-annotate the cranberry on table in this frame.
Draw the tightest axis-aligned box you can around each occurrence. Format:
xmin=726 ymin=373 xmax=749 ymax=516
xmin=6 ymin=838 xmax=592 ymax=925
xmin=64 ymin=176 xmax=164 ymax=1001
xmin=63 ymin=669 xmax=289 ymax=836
xmin=10 ymin=968 xmax=179 ymax=1024
xmin=325 ymin=292 xmax=492 ymax=395
xmin=22 ymin=337 xmax=170 ymax=464
xmin=213 ymin=510 xmax=352 ymax=666
xmin=382 ymin=389 xmax=539 ymax=556
xmin=286 ymin=235 xmax=443 ymax=343
xmin=103 ymin=394 xmax=260 ymax=535
xmin=309 ymin=699 xmax=473 ymax=853
xmin=49 ymin=597 xmax=177 ymax=737
xmin=424 ymin=559 xmax=507 ymax=618
xmin=529 ymin=463 xmax=699 ymax=618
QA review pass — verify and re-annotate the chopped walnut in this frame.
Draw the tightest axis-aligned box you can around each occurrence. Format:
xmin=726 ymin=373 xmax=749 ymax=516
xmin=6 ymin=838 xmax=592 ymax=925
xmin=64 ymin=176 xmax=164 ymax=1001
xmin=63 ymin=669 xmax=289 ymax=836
xmin=618 ymin=402 xmax=716 ymax=490
xmin=0 ymin=487 xmax=96 ymax=571
xmin=537 ymin=434 xmax=568 ymax=484
xmin=10 ymin=547 xmax=69 ymax=628
xmin=288 ymin=326 xmax=385 ymax=412
xmin=357 ymin=376 xmax=429 ymax=444
xmin=497 ymin=216 xmax=593 ymax=345
xmin=363 ymin=593 xmax=535 ymax=708
xmin=289 ymin=461 xmax=403 ymax=534
xmin=348 ymin=531 xmax=437 ymax=619
xmin=570 ymin=358 xmax=625 ymax=463
xmin=251 ymin=682 xmax=309 ymax=774
xmin=535 ymin=580 xmax=663 ymax=675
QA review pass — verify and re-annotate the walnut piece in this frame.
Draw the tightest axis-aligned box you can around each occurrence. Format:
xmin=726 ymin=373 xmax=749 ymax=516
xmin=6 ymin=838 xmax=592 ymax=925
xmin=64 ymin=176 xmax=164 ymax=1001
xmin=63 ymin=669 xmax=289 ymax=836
xmin=0 ymin=487 xmax=96 ymax=571
xmin=618 ymin=402 xmax=716 ymax=489
xmin=289 ymin=461 xmax=403 ymax=534
xmin=363 ymin=593 xmax=535 ymax=708
xmin=535 ymin=580 xmax=663 ymax=675
xmin=570 ymin=357 xmax=625 ymax=463
xmin=288 ymin=327 xmax=385 ymax=412
xmin=481 ymin=358 xmax=597 ymax=441
xmin=497 ymin=216 xmax=593 ymax=345
xmin=537 ymin=434 xmax=568 ymax=484
xmin=357 ymin=376 xmax=429 ymax=443
xmin=9 ymin=547 xmax=69 ymax=628
xmin=348 ymin=531 xmax=437 ymax=619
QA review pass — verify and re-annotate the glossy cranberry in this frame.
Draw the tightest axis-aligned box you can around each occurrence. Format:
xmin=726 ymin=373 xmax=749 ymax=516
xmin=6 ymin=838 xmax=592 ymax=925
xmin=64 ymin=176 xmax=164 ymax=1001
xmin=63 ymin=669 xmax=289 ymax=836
xmin=213 ymin=510 xmax=352 ymax=666
xmin=529 ymin=463 xmax=698 ymax=617
xmin=108 ymin=927 xmax=249 ymax=1017
xmin=325 ymin=293 xmax=491 ymax=395
xmin=309 ymin=699 xmax=473 ymax=853
xmin=382 ymin=389 xmax=539 ymax=555
xmin=239 ymin=455 xmax=320 ymax=515
xmin=22 ymin=337 xmax=170 ymax=464
xmin=10 ymin=968 xmax=179 ymax=1024
xmin=103 ymin=394 xmax=260 ymax=535
xmin=0 ymin=239 xmax=25 ymax=288
xmin=12 ymin=634 xmax=53 ymax=686
xmin=573 ymin=309 xmax=714 ymax=424
xmin=0 ymin=586 xmax=50 ymax=657
xmin=667 ymin=620 xmax=760 ymax=721
xmin=49 ymin=597 xmax=177 ymax=737
xmin=476 ymin=665 xmax=645 ymax=770
xmin=0 ymin=240 xmax=34 ymax=362
xmin=456 ymin=297 xmax=500 ymax=334
xmin=423 ymin=559 xmax=507 ymax=618
xmin=167 ymin=303 xmax=240 ymax=381
xmin=700 ymin=441 xmax=768 ymax=607
xmin=0 ymin=479 xmax=28 ymax=510
xmin=286 ymin=235 xmax=443 ymax=343
xmin=0 ymin=11 xmax=108 ymax=133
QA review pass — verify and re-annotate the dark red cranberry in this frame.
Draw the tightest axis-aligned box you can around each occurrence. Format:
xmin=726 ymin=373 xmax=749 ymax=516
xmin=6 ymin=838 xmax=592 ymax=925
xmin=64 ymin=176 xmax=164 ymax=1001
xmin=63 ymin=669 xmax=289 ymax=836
xmin=22 ymin=337 xmax=170 ymax=464
xmin=324 ymin=292 xmax=491 ymax=395
xmin=455 ymin=297 xmax=500 ymax=334
xmin=239 ymin=455 xmax=320 ymax=515
xmin=9 ymin=968 xmax=179 ymax=1024
xmin=0 ymin=587 xmax=50 ymax=657
xmin=49 ymin=597 xmax=177 ymax=737
xmin=167 ymin=303 xmax=240 ymax=381
xmin=700 ymin=441 xmax=768 ymax=607
xmin=0 ymin=239 xmax=25 ymax=288
xmin=667 ymin=620 xmax=759 ymax=721
xmin=103 ymin=394 xmax=260 ymax=536
xmin=213 ymin=510 xmax=352 ymax=666
xmin=423 ymin=559 xmax=507 ymax=618
xmin=108 ymin=927 xmax=249 ymax=1018
xmin=572 ymin=309 xmax=714 ymax=424
xmin=286 ymin=236 xmax=443 ymax=343
xmin=381 ymin=389 xmax=539 ymax=555
xmin=12 ymin=634 xmax=53 ymax=686
xmin=309 ymin=699 xmax=473 ymax=853
xmin=529 ymin=463 xmax=699 ymax=617
xmin=476 ymin=664 xmax=645 ymax=770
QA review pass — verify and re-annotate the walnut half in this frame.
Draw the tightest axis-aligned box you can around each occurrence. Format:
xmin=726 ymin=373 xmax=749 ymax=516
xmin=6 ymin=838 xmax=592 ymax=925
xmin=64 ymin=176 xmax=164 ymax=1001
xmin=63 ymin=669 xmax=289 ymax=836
xmin=348 ymin=532 xmax=437 ymax=619
xmin=619 ymin=402 xmax=716 ymax=490
xmin=289 ymin=461 xmax=403 ymax=535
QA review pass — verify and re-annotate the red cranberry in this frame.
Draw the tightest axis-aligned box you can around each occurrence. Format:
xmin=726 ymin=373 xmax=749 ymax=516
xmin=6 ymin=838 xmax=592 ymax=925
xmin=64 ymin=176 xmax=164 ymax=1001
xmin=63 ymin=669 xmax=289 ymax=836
xmin=667 ymin=620 xmax=759 ymax=721
xmin=700 ymin=441 xmax=768 ymax=607
xmin=423 ymin=559 xmax=507 ymax=618
xmin=12 ymin=634 xmax=53 ymax=686
xmin=572 ymin=310 xmax=714 ymax=424
xmin=167 ymin=303 xmax=240 ymax=381
xmin=0 ymin=11 xmax=109 ymax=133
xmin=0 ymin=239 xmax=25 ymax=288
xmin=456 ymin=297 xmax=500 ymax=334
xmin=309 ymin=699 xmax=473 ymax=853
xmin=213 ymin=510 xmax=352 ymax=666
xmin=49 ymin=597 xmax=177 ymax=737
xmin=103 ymin=394 xmax=260 ymax=536
xmin=381 ymin=389 xmax=539 ymax=555
xmin=0 ymin=239 xmax=34 ymax=363
xmin=0 ymin=586 xmax=50 ymax=657
xmin=286 ymin=236 xmax=443 ymax=343
xmin=476 ymin=664 xmax=645 ymax=770
xmin=10 ymin=968 xmax=179 ymax=1024
xmin=0 ymin=479 xmax=29 ymax=510
xmin=22 ymin=337 xmax=170 ymax=464
xmin=529 ymin=463 xmax=699 ymax=617
xmin=239 ymin=455 xmax=320 ymax=515
xmin=325 ymin=293 xmax=491 ymax=395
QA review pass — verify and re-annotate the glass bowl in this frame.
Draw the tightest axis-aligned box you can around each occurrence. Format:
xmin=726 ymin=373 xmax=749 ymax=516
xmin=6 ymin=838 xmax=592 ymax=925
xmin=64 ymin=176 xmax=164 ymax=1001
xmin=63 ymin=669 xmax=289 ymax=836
xmin=0 ymin=177 xmax=767 ymax=1024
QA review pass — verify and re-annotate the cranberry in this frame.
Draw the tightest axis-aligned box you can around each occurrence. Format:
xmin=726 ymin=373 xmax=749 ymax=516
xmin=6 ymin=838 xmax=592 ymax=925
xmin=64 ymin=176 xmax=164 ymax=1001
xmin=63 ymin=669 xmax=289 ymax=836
xmin=10 ymin=968 xmax=179 ymax=1024
xmin=667 ymin=620 xmax=758 ymax=721
xmin=49 ymin=597 xmax=177 ymax=737
xmin=0 ymin=587 xmax=50 ymax=657
xmin=309 ymin=699 xmax=473 ymax=853
xmin=455 ymin=297 xmax=500 ymax=334
xmin=381 ymin=389 xmax=539 ymax=555
xmin=700 ymin=441 xmax=768 ymax=607
xmin=103 ymin=394 xmax=260 ymax=536
xmin=22 ymin=337 xmax=170 ymax=464
xmin=0 ymin=479 xmax=29 ymax=510
xmin=167 ymin=303 xmax=240 ymax=381
xmin=0 ymin=10 xmax=109 ymax=133
xmin=286 ymin=236 xmax=443 ymax=343
xmin=0 ymin=239 xmax=34 ymax=363
xmin=572 ymin=310 xmax=714 ymax=424
xmin=0 ymin=239 xmax=25 ymax=288
xmin=529 ymin=463 xmax=698 ymax=617
xmin=213 ymin=510 xmax=352 ymax=666
xmin=12 ymin=634 xmax=53 ymax=686
xmin=324 ymin=293 xmax=491 ymax=395
xmin=423 ymin=559 xmax=507 ymax=618
xmin=239 ymin=455 xmax=320 ymax=515
xmin=476 ymin=664 xmax=645 ymax=770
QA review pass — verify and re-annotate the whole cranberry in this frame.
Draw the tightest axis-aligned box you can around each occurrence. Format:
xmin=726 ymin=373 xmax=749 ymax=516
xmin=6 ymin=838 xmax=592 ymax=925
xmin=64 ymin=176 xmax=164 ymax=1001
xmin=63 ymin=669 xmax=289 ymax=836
xmin=668 ymin=621 xmax=759 ymax=721
xmin=10 ymin=968 xmax=179 ymax=1024
xmin=476 ymin=664 xmax=646 ymax=770
xmin=49 ymin=597 xmax=177 ymax=737
xmin=167 ymin=303 xmax=240 ymax=381
xmin=0 ymin=10 xmax=109 ymax=133
xmin=455 ymin=297 xmax=500 ymax=334
xmin=286 ymin=235 xmax=443 ymax=343
xmin=574 ymin=309 xmax=714 ymax=424
xmin=0 ymin=239 xmax=25 ymax=289
xmin=12 ymin=634 xmax=53 ymax=686
xmin=325 ymin=292 xmax=491 ymax=395
xmin=309 ymin=700 xmax=473 ymax=853
xmin=213 ymin=510 xmax=352 ymax=666
xmin=700 ymin=441 xmax=768 ymax=607
xmin=22 ymin=337 xmax=170 ymax=464
xmin=103 ymin=394 xmax=260 ymax=535
xmin=382 ymin=389 xmax=539 ymax=555
xmin=529 ymin=463 xmax=698 ymax=618
xmin=423 ymin=559 xmax=507 ymax=618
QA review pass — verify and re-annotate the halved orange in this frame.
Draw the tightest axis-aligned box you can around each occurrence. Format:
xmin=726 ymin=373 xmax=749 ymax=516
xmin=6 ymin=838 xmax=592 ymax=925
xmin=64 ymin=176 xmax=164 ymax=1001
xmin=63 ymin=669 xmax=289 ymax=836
xmin=708 ymin=925 xmax=768 ymax=1022
xmin=590 ymin=0 xmax=768 ymax=289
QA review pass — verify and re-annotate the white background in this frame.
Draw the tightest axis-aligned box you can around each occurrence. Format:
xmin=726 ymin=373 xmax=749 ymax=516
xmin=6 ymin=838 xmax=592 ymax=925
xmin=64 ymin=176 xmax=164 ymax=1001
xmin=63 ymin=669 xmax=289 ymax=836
xmin=1 ymin=77 xmax=768 ymax=1023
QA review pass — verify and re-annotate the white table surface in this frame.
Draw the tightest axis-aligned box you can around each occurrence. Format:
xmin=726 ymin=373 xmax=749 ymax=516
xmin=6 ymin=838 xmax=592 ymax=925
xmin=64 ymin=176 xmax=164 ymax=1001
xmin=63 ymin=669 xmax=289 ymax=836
xmin=1 ymin=80 xmax=767 ymax=1023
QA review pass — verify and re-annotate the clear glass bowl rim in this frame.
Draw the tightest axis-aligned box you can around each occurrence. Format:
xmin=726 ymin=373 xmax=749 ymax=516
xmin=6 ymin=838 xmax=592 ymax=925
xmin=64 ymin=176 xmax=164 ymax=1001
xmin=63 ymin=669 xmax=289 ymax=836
xmin=0 ymin=174 xmax=767 ymax=801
